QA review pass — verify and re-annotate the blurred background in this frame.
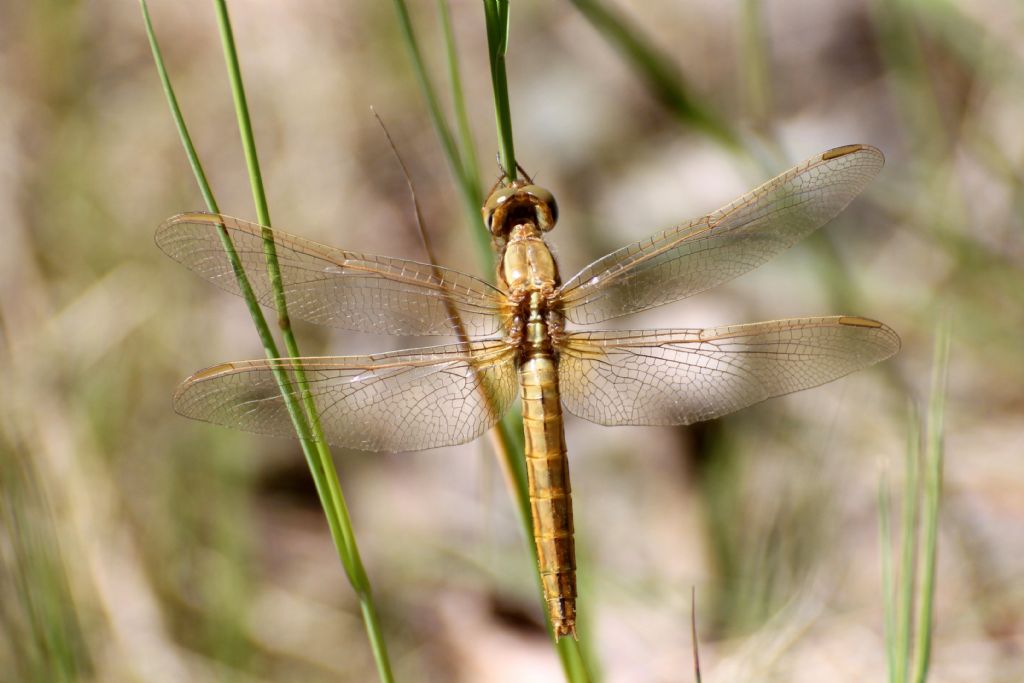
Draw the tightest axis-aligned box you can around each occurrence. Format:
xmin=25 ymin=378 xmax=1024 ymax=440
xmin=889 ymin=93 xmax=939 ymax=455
xmin=1 ymin=0 xmax=1022 ymax=681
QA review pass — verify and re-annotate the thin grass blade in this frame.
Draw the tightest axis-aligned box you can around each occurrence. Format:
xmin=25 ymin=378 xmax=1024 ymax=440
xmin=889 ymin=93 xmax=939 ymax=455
xmin=483 ymin=0 xmax=516 ymax=178
xmin=437 ymin=0 xmax=480 ymax=188
xmin=879 ymin=469 xmax=896 ymax=683
xmin=896 ymin=401 xmax=921 ymax=683
xmin=144 ymin=1 xmax=394 ymax=679
xmin=390 ymin=2 xmax=596 ymax=677
xmin=911 ymin=319 xmax=951 ymax=683
xmin=209 ymin=2 xmax=395 ymax=678
xmin=568 ymin=0 xmax=740 ymax=149
xmin=390 ymin=0 xmax=494 ymax=265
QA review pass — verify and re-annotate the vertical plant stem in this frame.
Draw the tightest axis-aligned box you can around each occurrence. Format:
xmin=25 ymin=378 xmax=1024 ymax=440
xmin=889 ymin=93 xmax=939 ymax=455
xmin=377 ymin=105 xmax=535 ymax=569
xmin=210 ymin=3 xmax=394 ymax=679
xmin=390 ymin=1 xmax=595 ymax=679
xmin=911 ymin=320 xmax=950 ymax=683
xmin=483 ymin=0 xmax=516 ymax=179
xmin=896 ymin=403 xmax=920 ymax=683
xmin=143 ymin=1 xmax=319 ymax=532
xmin=691 ymin=587 xmax=703 ymax=683
xmin=479 ymin=4 xmax=592 ymax=679
xmin=387 ymin=0 xmax=529 ymax=542
xmin=141 ymin=0 xmax=284 ymax=366
xmin=878 ymin=470 xmax=896 ymax=683
xmin=738 ymin=0 xmax=775 ymax=138
xmin=568 ymin=0 xmax=740 ymax=150
xmin=389 ymin=0 xmax=534 ymax=540
xmin=437 ymin=0 xmax=480 ymax=187
xmin=481 ymin=3 xmax=588 ymax=674
xmin=882 ymin=321 xmax=949 ymax=683
xmin=143 ymin=2 xmax=394 ymax=680
xmin=390 ymin=0 xmax=492 ymax=266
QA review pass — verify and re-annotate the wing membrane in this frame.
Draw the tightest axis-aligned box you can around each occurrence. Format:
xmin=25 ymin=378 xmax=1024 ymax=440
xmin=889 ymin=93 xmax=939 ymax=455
xmin=556 ymin=316 xmax=899 ymax=426
xmin=557 ymin=145 xmax=884 ymax=324
xmin=156 ymin=213 xmax=508 ymax=336
xmin=174 ymin=341 xmax=518 ymax=452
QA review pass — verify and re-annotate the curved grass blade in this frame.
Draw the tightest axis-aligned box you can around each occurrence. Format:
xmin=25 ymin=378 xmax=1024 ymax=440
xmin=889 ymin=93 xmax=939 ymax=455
xmin=568 ymin=0 xmax=740 ymax=149
xmin=389 ymin=0 xmax=491 ymax=265
xmin=911 ymin=319 xmax=950 ymax=683
xmin=142 ymin=2 xmax=394 ymax=680
xmin=390 ymin=1 xmax=596 ymax=678
xmin=437 ymin=0 xmax=480 ymax=186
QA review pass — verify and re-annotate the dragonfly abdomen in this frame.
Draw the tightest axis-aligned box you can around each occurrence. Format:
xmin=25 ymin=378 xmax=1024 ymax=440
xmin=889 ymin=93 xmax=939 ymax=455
xmin=519 ymin=352 xmax=577 ymax=640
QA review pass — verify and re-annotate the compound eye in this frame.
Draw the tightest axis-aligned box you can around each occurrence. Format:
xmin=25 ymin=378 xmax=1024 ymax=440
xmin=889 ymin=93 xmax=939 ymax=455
xmin=523 ymin=185 xmax=554 ymax=205
xmin=483 ymin=187 xmax=515 ymax=235
xmin=523 ymin=184 xmax=558 ymax=231
xmin=547 ymin=195 xmax=559 ymax=226
xmin=484 ymin=187 xmax=515 ymax=212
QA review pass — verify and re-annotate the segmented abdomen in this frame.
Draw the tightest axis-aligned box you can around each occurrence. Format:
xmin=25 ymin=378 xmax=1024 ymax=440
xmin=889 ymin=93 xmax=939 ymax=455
xmin=519 ymin=352 xmax=577 ymax=639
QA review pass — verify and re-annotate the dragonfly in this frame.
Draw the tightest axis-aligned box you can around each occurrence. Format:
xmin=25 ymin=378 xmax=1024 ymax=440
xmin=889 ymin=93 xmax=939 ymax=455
xmin=157 ymin=143 xmax=899 ymax=640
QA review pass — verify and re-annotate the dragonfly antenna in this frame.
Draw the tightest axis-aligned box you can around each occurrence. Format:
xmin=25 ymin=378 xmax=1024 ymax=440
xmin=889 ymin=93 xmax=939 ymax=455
xmin=515 ymin=161 xmax=534 ymax=184
xmin=494 ymin=153 xmax=536 ymax=184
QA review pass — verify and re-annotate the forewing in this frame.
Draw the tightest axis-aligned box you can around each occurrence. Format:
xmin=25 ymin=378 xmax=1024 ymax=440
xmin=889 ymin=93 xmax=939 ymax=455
xmin=156 ymin=212 xmax=508 ymax=336
xmin=557 ymin=145 xmax=884 ymax=325
xmin=174 ymin=341 xmax=518 ymax=452
xmin=556 ymin=316 xmax=899 ymax=426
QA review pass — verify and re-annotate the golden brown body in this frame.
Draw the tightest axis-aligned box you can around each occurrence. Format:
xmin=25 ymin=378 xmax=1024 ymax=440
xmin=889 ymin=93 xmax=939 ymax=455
xmin=520 ymin=352 xmax=576 ymax=637
xmin=494 ymin=197 xmax=578 ymax=639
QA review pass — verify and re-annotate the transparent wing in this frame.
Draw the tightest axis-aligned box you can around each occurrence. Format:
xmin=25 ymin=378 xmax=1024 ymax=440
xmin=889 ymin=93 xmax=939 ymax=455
xmin=156 ymin=213 xmax=508 ymax=336
xmin=556 ymin=316 xmax=899 ymax=426
xmin=174 ymin=340 xmax=518 ymax=452
xmin=557 ymin=145 xmax=884 ymax=325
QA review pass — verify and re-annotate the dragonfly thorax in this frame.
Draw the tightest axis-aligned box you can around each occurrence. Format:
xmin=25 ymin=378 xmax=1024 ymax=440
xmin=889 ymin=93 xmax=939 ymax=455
xmin=500 ymin=224 xmax=560 ymax=296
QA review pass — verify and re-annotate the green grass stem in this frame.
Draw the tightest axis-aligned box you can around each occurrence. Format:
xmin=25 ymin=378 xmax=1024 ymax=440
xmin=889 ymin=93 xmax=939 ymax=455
xmin=911 ymin=320 xmax=950 ymax=683
xmin=879 ymin=322 xmax=950 ymax=683
xmin=482 ymin=0 xmax=516 ymax=179
xmin=210 ymin=3 xmax=394 ymax=679
xmin=389 ymin=0 xmax=492 ymax=267
xmin=691 ymin=587 xmax=703 ymax=683
xmin=0 ymin=449 xmax=90 ymax=682
xmin=568 ymin=0 xmax=740 ymax=150
xmin=141 ymin=0 xmax=279 ymax=361
xmin=896 ymin=404 xmax=921 ymax=683
xmin=142 ymin=2 xmax=394 ymax=680
xmin=389 ymin=2 xmax=595 ymax=678
xmin=479 ymin=5 xmax=592 ymax=677
xmin=437 ymin=0 xmax=480 ymax=187
xmin=878 ymin=469 xmax=896 ymax=683
xmin=739 ymin=0 xmax=773 ymax=133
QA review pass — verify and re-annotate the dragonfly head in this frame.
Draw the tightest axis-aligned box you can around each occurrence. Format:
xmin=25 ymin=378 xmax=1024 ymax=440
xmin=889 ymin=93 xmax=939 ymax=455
xmin=483 ymin=181 xmax=559 ymax=238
